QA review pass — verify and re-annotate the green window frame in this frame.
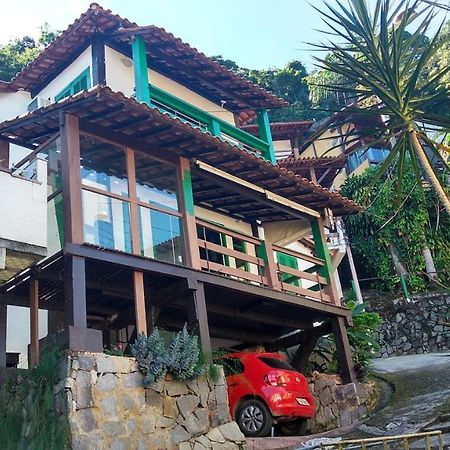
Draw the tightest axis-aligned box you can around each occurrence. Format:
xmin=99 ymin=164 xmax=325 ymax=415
xmin=55 ymin=68 xmax=91 ymax=101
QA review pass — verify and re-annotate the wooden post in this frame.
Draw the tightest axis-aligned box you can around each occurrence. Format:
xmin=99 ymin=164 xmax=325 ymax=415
xmin=131 ymin=36 xmax=151 ymax=105
xmin=64 ymin=256 xmax=87 ymax=328
xmin=177 ymin=157 xmax=201 ymax=269
xmin=311 ymin=217 xmax=340 ymax=305
xmin=187 ymin=278 xmax=212 ymax=360
xmin=30 ymin=275 xmax=39 ymax=367
xmin=256 ymin=109 xmax=276 ymax=164
xmin=257 ymin=240 xmax=282 ymax=290
xmin=0 ymin=140 xmax=9 ymax=171
xmin=331 ymin=317 xmax=357 ymax=384
xmin=133 ymin=271 xmax=147 ymax=336
xmin=91 ymin=35 xmax=106 ymax=86
xmin=309 ymin=166 xmax=318 ymax=183
xmin=126 ymin=148 xmax=148 ymax=335
xmin=0 ymin=304 xmax=6 ymax=369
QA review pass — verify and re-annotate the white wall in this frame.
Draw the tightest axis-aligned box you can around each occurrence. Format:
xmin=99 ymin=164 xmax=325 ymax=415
xmin=104 ymin=46 xmax=235 ymax=124
xmin=0 ymin=159 xmax=47 ymax=248
xmin=0 ymin=91 xmax=31 ymax=122
xmin=34 ymin=47 xmax=92 ymax=101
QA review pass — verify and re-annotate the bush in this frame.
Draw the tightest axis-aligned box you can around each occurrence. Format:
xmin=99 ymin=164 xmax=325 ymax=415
xmin=131 ymin=324 xmax=203 ymax=386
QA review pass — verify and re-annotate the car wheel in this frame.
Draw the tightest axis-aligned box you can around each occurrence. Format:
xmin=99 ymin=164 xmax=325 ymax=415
xmin=236 ymin=398 xmax=273 ymax=437
xmin=278 ymin=418 xmax=308 ymax=436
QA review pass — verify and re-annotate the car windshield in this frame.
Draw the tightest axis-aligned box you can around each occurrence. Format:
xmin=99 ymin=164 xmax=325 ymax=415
xmin=258 ymin=356 xmax=297 ymax=371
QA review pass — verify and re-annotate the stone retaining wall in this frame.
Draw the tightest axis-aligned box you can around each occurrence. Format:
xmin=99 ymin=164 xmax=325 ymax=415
xmin=56 ymin=352 xmax=246 ymax=450
xmin=307 ymin=372 xmax=377 ymax=433
xmin=368 ymin=293 xmax=449 ymax=357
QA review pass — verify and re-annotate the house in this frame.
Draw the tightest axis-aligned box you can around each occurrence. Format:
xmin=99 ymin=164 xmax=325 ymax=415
xmin=0 ymin=4 xmax=360 ymax=384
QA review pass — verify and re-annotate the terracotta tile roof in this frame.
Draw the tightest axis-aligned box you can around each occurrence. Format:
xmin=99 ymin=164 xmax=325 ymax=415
xmin=241 ymin=121 xmax=314 ymax=140
xmin=0 ymin=81 xmax=14 ymax=93
xmin=9 ymin=3 xmax=286 ymax=114
xmin=0 ymin=85 xmax=361 ymax=215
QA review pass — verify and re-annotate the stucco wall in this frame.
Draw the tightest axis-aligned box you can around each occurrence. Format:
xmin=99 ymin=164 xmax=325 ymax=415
xmin=104 ymin=46 xmax=235 ymax=124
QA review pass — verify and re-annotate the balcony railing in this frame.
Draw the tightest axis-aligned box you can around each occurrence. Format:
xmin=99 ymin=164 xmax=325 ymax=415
xmin=149 ymin=85 xmax=272 ymax=160
xmin=196 ymin=219 xmax=332 ymax=303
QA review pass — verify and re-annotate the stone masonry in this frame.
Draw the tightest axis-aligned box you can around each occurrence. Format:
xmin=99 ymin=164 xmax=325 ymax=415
xmin=55 ymin=352 xmax=246 ymax=450
xmin=369 ymin=293 xmax=450 ymax=357
xmin=307 ymin=372 xmax=377 ymax=433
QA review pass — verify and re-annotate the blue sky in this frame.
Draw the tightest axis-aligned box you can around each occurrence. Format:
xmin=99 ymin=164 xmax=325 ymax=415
xmin=0 ymin=0 xmax=449 ymax=72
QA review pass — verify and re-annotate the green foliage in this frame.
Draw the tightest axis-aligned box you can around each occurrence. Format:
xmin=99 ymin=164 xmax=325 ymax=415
xmin=0 ymin=24 xmax=59 ymax=81
xmin=341 ymin=163 xmax=450 ymax=292
xmin=131 ymin=325 xmax=204 ymax=386
xmin=0 ymin=346 xmax=69 ymax=450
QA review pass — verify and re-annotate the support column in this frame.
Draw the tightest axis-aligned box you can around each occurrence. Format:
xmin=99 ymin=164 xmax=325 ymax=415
xmin=133 ymin=271 xmax=147 ymax=336
xmin=257 ymin=109 xmax=276 ymax=164
xmin=64 ymin=256 xmax=87 ymax=328
xmin=187 ymin=278 xmax=212 ymax=360
xmin=0 ymin=140 xmax=9 ymax=171
xmin=30 ymin=275 xmax=39 ymax=367
xmin=256 ymin=240 xmax=282 ymax=291
xmin=311 ymin=217 xmax=340 ymax=305
xmin=331 ymin=317 xmax=357 ymax=385
xmin=0 ymin=304 xmax=6 ymax=369
xmin=177 ymin=157 xmax=201 ymax=269
xmin=126 ymin=148 xmax=148 ymax=335
xmin=131 ymin=36 xmax=151 ymax=105
xmin=208 ymin=118 xmax=221 ymax=137
xmin=91 ymin=35 xmax=106 ymax=86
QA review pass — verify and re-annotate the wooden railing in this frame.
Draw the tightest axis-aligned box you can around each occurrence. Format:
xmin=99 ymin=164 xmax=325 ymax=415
xmin=196 ymin=219 xmax=332 ymax=303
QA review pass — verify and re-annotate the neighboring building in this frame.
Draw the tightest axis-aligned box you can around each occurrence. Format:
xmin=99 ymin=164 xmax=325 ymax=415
xmin=0 ymin=4 xmax=359 ymax=384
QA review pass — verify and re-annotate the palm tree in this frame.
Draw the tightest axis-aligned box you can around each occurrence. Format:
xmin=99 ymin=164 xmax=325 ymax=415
xmin=312 ymin=0 xmax=450 ymax=214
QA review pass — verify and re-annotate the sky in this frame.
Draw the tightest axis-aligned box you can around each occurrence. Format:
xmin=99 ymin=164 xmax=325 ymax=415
xmin=0 ymin=0 xmax=449 ymax=72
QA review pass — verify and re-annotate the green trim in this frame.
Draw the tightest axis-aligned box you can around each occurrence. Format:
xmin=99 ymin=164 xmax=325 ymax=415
xmin=132 ymin=36 xmax=151 ymax=105
xmin=149 ymin=84 xmax=272 ymax=159
xmin=182 ymin=169 xmax=195 ymax=216
xmin=256 ymin=109 xmax=276 ymax=164
xmin=55 ymin=68 xmax=91 ymax=101
xmin=311 ymin=219 xmax=333 ymax=283
xmin=276 ymin=251 xmax=300 ymax=287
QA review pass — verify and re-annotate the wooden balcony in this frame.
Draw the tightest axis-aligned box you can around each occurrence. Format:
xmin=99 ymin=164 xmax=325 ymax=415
xmin=196 ymin=219 xmax=333 ymax=304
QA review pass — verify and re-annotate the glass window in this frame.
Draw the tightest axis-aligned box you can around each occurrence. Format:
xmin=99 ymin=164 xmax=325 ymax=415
xmin=82 ymin=190 xmax=132 ymax=253
xmin=221 ymin=358 xmax=245 ymax=377
xmin=135 ymin=154 xmax=179 ymax=212
xmin=55 ymin=68 xmax=91 ymax=102
xmin=47 ymin=193 xmax=64 ymax=256
xmin=258 ymin=357 xmax=296 ymax=371
xmin=80 ymin=134 xmax=128 ymax=196
xmin=139 ymin=206 xmax=183 ymax=265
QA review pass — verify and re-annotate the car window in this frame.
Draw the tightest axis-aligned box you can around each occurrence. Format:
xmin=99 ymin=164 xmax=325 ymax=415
xmin=258 ymin=356 xmax=296 ymax=371
xmin=222 ymin=358 xmax=245 ymax=376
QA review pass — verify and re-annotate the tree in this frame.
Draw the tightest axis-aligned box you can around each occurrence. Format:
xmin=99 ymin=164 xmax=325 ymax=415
xmin=212 ymin=56 xmax=312 ymax=121
xmin=341 ymin=164 xmax=450 ymax=292
xmin=0 ymin=24 xmax=59 ymax=82
xmin=312 ymin=0 xmax=450 ymax=214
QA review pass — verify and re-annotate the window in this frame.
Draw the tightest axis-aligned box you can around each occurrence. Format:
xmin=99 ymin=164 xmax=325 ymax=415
xmin=222 ymin=358 xmax=245 ymax=377
xmin=55 ymin=68 xmax=91 ymax=101
xmin=258 ymin=357 xmax=296 ymax=371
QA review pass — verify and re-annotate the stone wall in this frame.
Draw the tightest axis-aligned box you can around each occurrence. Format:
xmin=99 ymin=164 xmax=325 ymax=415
xmin=307 ymin=372 xmax=377 ymax=434
xmin=368 ymin=293 xmax=450 ymax=357
xmin=56 ymin=352 xmax=246 ymax=450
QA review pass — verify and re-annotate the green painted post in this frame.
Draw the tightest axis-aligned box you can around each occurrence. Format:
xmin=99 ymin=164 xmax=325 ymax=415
xmin=131 ymin=36 xmax=151 ymax=105
xmin=256 ymin=109 xmax=276 ymax=164
xmin=208 ymin=118 xmax=221 ymax=137
xmin=400 ymin=274 xmax=410 ymax=301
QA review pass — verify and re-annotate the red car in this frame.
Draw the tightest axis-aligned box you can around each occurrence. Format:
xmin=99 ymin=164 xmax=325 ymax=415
xmin=222 ymin=352 xmax=315 ymax=437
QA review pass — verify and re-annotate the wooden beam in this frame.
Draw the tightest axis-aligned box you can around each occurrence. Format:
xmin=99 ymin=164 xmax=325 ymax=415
xmin=133 ymin=271 xmax=147 ymax=336
xmin=187 ymin=279 xmax=212 ymax=359
xmin=178 ymin=157 xmax=201 ymax=269
xmin=64 ymin=255 xmax=87 ymax=328
xmin=311 ymin=217 xmax=341 ymax=305
xmin=30 ymin=276 xmax=39 ymax=367
xmin=126 ymin=148 xmax=141 ymax=255
xmin=60 ymin=113 xmax=83 ymax=245
xmin=131 ymin=36 xmax=151 ymax=105
xmin=91 ymin=35 xmax=106 ymax=86
xmin=332 ymin=317 xmax=357 ymax=384
xmin=256 ymin=109 xmax=276 ymax=164
xmin=0 ymin=140 xmax=9 ymax=171
xmin=0 ymin=304 xmax=6 ymax=368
